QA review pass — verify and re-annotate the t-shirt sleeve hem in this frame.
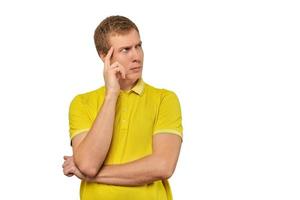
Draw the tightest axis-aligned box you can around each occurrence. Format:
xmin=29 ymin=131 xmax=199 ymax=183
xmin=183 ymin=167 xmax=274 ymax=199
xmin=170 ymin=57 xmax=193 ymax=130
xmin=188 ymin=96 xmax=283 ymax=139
xmin=153 ymin=129 xmax=183 ymax=139
xmin=70 ymin=128 xmax=90 ymax=141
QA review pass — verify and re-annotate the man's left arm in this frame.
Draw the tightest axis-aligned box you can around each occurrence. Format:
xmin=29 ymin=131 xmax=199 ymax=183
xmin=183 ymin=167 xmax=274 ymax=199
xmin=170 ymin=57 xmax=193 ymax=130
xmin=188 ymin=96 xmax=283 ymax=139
xmin=64 ymin=133 xmax=182 ymax=186
xmin=92 ymin=133 xmax=181 ymax=186
xmin=63 ymin=91 xmax=183 ymax=186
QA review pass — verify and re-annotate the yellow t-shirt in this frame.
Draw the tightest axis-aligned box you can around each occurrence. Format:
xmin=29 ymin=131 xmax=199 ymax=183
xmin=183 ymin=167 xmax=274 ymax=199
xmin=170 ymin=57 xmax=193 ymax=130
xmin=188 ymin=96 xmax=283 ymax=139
xmin=69 ymin=78 xmax=183 ymax=200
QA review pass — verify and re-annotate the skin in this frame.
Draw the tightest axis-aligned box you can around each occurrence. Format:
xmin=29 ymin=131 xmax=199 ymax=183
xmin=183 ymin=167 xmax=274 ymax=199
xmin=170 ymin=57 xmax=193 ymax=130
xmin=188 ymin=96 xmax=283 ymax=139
xmin=68 ymin=29 xmax=144 ymax=178
xmin=63 ymin=29 xmax=182 ymax=186
xmin=102 ymin=29 xmax=144 ymax=92
xmin=63 ymin=134 xmax=182 ymax=186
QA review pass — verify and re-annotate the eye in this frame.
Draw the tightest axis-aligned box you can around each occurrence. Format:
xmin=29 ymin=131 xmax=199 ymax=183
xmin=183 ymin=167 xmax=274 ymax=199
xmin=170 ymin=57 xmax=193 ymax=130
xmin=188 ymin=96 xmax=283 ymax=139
xmin=121 ymin=48 xmax=130 ymax=53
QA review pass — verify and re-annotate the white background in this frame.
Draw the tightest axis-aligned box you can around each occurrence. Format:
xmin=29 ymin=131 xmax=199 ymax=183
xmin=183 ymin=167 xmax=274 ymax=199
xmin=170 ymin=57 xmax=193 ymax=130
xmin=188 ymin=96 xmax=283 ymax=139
xmin=0 ymin=0 xmax=299 ymax=199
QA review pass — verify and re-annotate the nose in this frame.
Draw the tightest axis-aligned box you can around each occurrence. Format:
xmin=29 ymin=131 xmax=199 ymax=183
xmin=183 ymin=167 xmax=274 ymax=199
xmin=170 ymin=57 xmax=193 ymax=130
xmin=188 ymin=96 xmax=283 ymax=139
xmin=130 ymin=48 xmax=141 ymax=61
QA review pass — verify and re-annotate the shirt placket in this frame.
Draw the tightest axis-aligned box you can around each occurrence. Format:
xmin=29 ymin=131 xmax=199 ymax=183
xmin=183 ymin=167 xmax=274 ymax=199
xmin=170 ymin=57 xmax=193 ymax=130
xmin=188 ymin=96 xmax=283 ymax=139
xmin=120 ymin=92 xmax=129 ymax=133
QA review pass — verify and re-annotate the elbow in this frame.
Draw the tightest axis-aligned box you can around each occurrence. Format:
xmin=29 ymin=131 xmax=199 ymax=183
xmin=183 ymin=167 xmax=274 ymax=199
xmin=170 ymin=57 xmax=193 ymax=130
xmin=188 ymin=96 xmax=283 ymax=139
xmin=158 ymin=160 xmax=175 ymax=180
xmin=161 ymin=168 xmax=174 ymax=180
xmin=79 ymin=166 xmax=99 ymax=178
xmin=74 ymin=157 xmax=100 ymax=178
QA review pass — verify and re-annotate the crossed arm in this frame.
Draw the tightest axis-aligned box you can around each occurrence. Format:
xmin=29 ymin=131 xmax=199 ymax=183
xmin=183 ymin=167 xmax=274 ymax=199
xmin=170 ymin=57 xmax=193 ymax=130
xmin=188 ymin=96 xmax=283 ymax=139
xmin=66 ymin=85 xmax=182 ymax=186
xmin=63 ymin=133 xmax=182 ymax=186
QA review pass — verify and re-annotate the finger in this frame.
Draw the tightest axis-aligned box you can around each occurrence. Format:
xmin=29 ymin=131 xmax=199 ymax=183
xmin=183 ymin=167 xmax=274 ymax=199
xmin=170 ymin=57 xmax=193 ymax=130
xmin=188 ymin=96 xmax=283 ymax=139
xmin=63 ymin=160 xmax=71 ymax=168
xmin=113 ymin=68 xmax=123 ymax=79
xmin=64 ymin=165 xmax=75 ymax=176
xmin=66 ymin=166 xmax=77 ymax=177
xmin=64 ymin=167 xmax=71 ymax=176
xmin=64 ymin=158 xmax=73 ymax=165
xmin=62 ymin=161 xmax=70 ymax=168
xmin=65 ymin=171 xmax=74 ymax=177
xmin=64 ymin=155 xmax=72 ymax=160
xmin=64 ymin=158 xmax=75 ymax=167
xmin=64 ymin=168 xmax=72 ymax=176
xmin=119 ymin=65 xmax=127 ymax=79
xmin=109 ymin=61 xmax=121 ymax=69
xmin=63 ymin=157 xmax=75 ymax=168
xmin=110 ymin=62 xmax=126 ymax=79
xmin=104 ymin=47 xmax=114 ymax=68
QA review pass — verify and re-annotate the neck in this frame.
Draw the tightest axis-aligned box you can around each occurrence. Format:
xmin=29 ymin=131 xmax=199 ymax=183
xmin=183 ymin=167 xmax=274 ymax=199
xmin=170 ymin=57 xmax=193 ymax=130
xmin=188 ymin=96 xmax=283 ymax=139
xmin=119 ymin=79 xmax=139 ymax=91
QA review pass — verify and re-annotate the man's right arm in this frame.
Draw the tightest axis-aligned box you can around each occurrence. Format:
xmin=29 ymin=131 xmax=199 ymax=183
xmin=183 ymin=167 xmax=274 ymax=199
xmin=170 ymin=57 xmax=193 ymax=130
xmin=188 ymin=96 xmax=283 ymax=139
xmin=72 ymin=47 xmax=126 ymax=178
xmin=72 ymin=92 xmax=118 ymax=178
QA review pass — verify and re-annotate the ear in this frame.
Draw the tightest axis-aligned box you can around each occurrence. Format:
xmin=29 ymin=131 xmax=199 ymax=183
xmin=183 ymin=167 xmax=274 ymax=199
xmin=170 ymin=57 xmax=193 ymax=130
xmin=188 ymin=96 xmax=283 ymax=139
xmin=99 ymin=52 xmax=106 ymax=62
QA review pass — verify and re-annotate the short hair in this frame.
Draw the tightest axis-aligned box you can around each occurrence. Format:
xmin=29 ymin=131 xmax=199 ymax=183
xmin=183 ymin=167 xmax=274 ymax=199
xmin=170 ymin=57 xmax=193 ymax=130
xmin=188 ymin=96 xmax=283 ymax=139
xmin=94 ymin=15 xmax=139 ymax=56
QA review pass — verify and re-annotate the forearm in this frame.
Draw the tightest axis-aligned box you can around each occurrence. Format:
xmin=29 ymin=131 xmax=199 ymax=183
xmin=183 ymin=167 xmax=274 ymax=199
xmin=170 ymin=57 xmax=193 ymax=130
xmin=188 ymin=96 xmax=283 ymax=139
xmin=87 ymin=154 xmax=170 ymax=186
xmin=74 ymin=93 xmax=118 ymax=176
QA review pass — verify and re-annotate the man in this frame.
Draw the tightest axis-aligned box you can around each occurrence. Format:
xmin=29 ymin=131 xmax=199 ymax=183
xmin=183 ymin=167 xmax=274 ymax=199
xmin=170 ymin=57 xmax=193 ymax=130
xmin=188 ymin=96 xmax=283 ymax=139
xmin=63 ymin=15 xmax=183 ymax=200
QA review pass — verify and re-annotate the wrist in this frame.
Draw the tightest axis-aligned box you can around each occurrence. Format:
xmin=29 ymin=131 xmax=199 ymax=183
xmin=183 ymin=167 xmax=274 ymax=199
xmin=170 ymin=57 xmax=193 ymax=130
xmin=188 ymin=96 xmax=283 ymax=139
xmin=105 ymin=91 xmax=119 ymax=100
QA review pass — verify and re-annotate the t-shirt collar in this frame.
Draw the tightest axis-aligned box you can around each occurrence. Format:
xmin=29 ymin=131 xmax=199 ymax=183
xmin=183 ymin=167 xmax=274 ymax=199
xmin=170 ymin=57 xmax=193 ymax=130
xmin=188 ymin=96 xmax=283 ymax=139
xmin=131 ymin=78 xmax=144 ymax=96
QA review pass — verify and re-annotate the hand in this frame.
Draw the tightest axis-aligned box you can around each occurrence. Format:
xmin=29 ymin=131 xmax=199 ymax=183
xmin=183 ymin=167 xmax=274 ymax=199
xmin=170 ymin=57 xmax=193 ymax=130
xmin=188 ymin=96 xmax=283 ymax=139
xmin=62 ymin=155 xmax=86 ymax=180
xmin=103 ymin=47 xmax=126 ymax=96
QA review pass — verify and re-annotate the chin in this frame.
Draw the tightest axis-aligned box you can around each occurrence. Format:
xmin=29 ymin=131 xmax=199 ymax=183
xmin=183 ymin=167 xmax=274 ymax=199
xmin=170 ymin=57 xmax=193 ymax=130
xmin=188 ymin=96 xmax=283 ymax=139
xmin=127 ymin=73 xmax=142 ymax=82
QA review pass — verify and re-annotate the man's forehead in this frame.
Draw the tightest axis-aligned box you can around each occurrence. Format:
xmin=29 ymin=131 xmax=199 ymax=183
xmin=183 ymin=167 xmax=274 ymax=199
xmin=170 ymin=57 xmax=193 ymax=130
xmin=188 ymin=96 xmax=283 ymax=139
xmin=109 ymin=30 xmax=141 ymax=46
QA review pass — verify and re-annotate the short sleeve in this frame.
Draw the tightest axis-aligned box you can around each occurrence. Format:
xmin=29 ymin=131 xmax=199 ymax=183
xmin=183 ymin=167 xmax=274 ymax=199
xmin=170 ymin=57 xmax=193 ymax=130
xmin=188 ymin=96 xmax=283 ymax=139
xmin=69 ymin=95 xmax=92 ymax=140
xmin=153 ymin=90 xmax=183 ymax=138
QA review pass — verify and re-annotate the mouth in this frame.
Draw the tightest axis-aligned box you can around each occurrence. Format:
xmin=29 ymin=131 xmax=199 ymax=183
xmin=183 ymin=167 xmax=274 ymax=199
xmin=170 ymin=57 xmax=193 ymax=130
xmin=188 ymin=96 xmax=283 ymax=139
xmin=129 ymin=66 xmax=142 ymax=72
xmin=130 ymin=66 xmax=142 ymax=70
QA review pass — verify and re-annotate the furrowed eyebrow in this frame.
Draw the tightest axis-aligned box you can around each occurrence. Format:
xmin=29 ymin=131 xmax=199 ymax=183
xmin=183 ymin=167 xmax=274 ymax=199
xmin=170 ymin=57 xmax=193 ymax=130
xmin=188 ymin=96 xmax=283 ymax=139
xmin=119 ymin=41 xmax=142 ymax=51
xmin=119 ymin=45 xmax=131 ymax=50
